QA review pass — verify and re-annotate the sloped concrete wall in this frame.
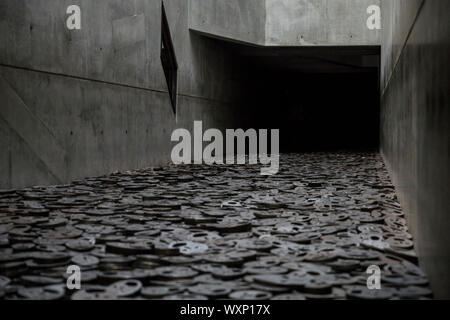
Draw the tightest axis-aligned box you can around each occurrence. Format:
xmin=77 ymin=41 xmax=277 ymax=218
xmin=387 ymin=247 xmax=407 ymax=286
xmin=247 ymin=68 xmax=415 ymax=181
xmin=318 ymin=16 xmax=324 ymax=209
xmin=0 ymin=0 xmax=247 ymax=189
xmin=380 ymin=0 xmax=450 ymax=298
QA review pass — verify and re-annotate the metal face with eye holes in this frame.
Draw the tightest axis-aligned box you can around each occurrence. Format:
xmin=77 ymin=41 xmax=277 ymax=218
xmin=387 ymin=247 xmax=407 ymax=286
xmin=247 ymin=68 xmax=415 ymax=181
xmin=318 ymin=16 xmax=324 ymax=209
xmin=107 ymin=279 xmax=142 ymax=297
xmin=188 ymin=283 xmax=232 ymax=297
xmin=18 ymin=284 xmax=65 ymax=300
xmin=141 ymin=286 xmax=183 ymax=299
xmin=169 ymin=241 xmax=209 ymax=255
xmin=229 ymin=290 xmax=273 ymax=300
xmin=155 ymin=266 xmax=199 ymax=279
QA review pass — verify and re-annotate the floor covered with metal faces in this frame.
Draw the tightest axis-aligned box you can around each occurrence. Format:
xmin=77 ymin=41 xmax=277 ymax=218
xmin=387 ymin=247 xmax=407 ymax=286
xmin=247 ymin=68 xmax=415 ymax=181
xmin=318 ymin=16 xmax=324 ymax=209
xmin=0 ymin=152 xmax=432 ymax=300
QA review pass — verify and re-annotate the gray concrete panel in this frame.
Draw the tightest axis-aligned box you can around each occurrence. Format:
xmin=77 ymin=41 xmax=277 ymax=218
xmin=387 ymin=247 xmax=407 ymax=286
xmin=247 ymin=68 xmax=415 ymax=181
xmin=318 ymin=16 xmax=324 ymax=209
xmin=189 ymin=0 xmax=381 ymax=46
xmin=380 ymin=0 xmax=423 ymax=90
xmin=0 ymin=1 xmax=248 ymax=189
xmin=265 ymin=0 xmax=381 ymax=46
xmin=380 ymin=0 xmax=450 ymax=298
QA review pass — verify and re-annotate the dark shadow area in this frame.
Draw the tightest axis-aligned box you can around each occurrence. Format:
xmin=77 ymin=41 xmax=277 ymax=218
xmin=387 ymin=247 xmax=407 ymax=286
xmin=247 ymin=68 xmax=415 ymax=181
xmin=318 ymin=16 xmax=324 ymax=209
xmin=249 ymin=70 xmax=380 ymax=152
xmin=212 ymin=38 xmax=381 ymax=152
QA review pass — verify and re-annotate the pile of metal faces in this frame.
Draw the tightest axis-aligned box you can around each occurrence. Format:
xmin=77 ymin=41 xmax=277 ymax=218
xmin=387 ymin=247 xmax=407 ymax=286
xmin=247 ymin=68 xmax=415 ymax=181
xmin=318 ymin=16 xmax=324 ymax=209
xmin=0 ymin=152 xmax=432 ymax=300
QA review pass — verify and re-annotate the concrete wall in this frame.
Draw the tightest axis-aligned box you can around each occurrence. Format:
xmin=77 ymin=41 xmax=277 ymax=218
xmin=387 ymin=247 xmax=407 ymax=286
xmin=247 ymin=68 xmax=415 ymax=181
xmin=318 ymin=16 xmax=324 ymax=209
xmin=188 ymin=0 xmax=266 ymax=45
xmin=265 ymin=0 xmax=381 ymax=46
xmin=189 ymin=0 xmax=381 ymax=46
xmin=380 ymin=0 xmax=450 ymax=298
xmin=0 ymin=0 xmax=247 ymax=189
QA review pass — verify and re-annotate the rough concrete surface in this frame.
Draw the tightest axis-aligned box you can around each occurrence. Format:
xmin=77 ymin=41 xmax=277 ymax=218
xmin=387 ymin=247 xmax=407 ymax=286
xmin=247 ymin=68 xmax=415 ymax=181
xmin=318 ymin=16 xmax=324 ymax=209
xmin=0 ymin=0 xmax=249 ymax=189
xmin=380 ymin=0 xmax=450 ymax=298
xmin=189 ymin=0 xmax=381 ymax=46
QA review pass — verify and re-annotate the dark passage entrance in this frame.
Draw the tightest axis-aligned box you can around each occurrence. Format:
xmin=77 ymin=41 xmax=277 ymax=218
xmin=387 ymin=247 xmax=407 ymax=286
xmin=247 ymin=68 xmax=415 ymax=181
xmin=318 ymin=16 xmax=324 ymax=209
xmin=219 ymin=41 xmax=381 ymax=152
xmin=251 ymin=71 xmax=380 ymax=152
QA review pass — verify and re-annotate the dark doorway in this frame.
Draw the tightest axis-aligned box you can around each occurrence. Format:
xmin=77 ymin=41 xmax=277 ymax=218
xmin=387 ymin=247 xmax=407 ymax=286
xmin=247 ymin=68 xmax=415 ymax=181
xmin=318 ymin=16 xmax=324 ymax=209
xmin=249 ymin=70 xmax=380 ymax=152
xmin=216 ymin=41 xmax=381 ymax=152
